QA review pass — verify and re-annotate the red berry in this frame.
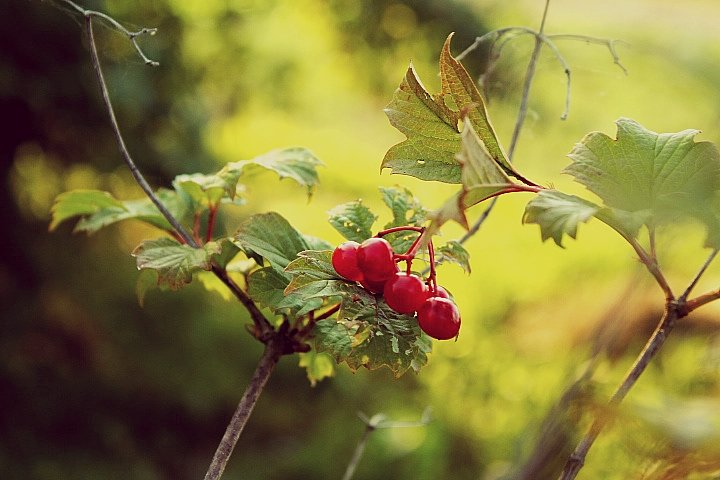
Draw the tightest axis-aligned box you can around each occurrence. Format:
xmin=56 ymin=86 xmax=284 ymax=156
xmin=384 ymin=273 xmax=427 ymax=314
xmin=426 ymin=285 xmax=451 ymax=300
xmin=356 ymin=238 xmax=397 ymax=282
xmin=418 ymin=297 xmax=461 ymax=340
xmin=332 ymin=241 xmax=364 ymax=282
xmin=360 ymin=276 xmax=386 ymax=294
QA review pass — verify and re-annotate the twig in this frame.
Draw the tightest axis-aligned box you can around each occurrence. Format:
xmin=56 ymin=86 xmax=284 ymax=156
xmin=78 ymin=4 xmax=274 ymax=336
xmin=61 ymin=0 xmax=159 ymax=66
xmin=341 ymin=409 xmax=431 ymax=480
xmin=211 ymin=265 xmax=274 ymax=335
xmin=547 ymin=34 xmax=628 ymax=75
xmin=83 ymin=14 xmax=195 ymax=246
xmin=560 ymin=303 xmax=685 ymax=480
xmin=680 ymin=249 xmax=718 ymax=301
xmin=203 ymin=342 xmax=282 ymax=480
xmin=452 ymin=0 xmax=627 ymax=246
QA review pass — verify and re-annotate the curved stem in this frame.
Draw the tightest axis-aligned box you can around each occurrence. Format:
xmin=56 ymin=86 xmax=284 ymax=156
xmin=203 ymin=342 xmax=281 ymax=480
xmin=560 ymin=302 xmax=685 ymax=480
xmin=84 ymin=15 xmax=196 ymax=246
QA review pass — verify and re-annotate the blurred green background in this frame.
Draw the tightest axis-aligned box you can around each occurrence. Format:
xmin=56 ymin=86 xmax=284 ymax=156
xmin=3 ymin=0 xmax=720 ymax=478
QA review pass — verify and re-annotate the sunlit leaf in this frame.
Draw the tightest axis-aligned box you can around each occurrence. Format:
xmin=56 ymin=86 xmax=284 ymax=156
xmin=225 ymin=147 xmax=323 ymax=199
xmin=233 ymin=212 xmax=309 ymax=269
xmin=565 ymin=118 xmax=720 ymax=244
xmin=328 ymin=200 xmax=377 ymax=243
xmin=435 ymin=240 xmax=471 ymax=273
xmin=132 ymin=238 xmax=221 ymax=290
xmin=523 ymin=190 xmax=600 ymax=247
xmin=50 ymin=188 xmax=188 ymax=233
xmin=382 ymin=33 xmax=520 ymax=184
xmin=298 ymin=350 xmax=335 ymax=386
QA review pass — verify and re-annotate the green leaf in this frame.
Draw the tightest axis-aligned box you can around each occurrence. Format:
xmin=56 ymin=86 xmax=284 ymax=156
xmin=314 ymin=319 xmax=354 ymax=359
xmin=381 ymin=186 xmax=428 ymax=228
xmin=174 ymin=171 xmax=240 ymax=208
xmin=435 ymin=241 xmax=471 ymax=273
xmin=225 ymin=147 xmax=323 ymax=199
xmin=285 ymin=250 xmax=339 ymax=280
xmin=565 ymin=118 xmax=720 ymax=226
xmin=282 ymin=250 xmax=433 ymax=377
xmin=233 ymin=212 xmax=309 ymax=269
xmin=302 ymin=234 xmax=333 ymax=251
xmin=327 ymin=200 xmax=377 ymax=243
xmin=523 ymin=190 xmax=600 ymax=247
xmin=382 ymin=34 xmax=519 ymax=184
xmin=50 ymin=188 xmax=190 ymax=234
xmin=427 ymin=122 xmax=521 ymax=234
xmin=247 ymin=267 xmax=292 ymax=310
xmin=382 ymin=63 xmax=462 ymax=183
xmin=298 ymin=350 xmax=335 ymax=386
xmin=50 ymin=189 xmax=124 ymax=231
xmin=132 ymin=238 xmax=221 ymax=290
xmin=438 ymin=33 xmax=517 ymax=179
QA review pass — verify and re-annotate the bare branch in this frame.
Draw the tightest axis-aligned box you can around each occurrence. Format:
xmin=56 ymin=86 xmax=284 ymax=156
xmin=547 ymin=34 xmax=628 ymax=74
xmin=342 ymin=409 xmax=431 ymax=480
xmin=203 ymin=342 xmax=282 ymax=480
xmin=680 ymin=249 xmax=719 ymax=301
xmin=61 ymin=0 xmax=159 ymax=66
xmin=560 ymin=303 xmax=685 ymax=479
xmin=84 ymin=15 xmax=194 ymax=245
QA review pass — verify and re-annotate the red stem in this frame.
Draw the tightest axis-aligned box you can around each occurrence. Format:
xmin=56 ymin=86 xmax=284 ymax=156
xmin=427 ymin=239 xmax=437 ymax=294
xmin=376 ymin=225 xmax=425 ymax=237
xmin=206 ymin=204 xmax=218 ymax=243
xmin=192 ymin=211 xmax=202 ymax=245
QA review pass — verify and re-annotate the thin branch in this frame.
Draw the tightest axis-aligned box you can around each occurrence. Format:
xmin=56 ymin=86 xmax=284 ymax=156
xmin=451 ymin=2 xmax=628 ymax=247
xmin=61 ymin=0 xmax=159 ymax=66
xmin=342 ymin=410 xmax=431 ymax=480
xmin=211 ymin=265 xmax=274 ymax=335
xmin=680 ymin=249 xmax=719 ymax=301
xmin=79 ymin=5 xmax=274 ymax=337
xmin=84 ymin=15 xmax=195 ymax=246
xmin=507 ymin=0 xmax=551 ymax=159
xmin=624 ymin=234 xmax=674 ymax=301
xmin=203 ymin=342 xmax=282 ymax=480
xmin=547 ymin=34 xmax=628 ymax=74
xmin=560 ymin=303 xmax=685 ymax=480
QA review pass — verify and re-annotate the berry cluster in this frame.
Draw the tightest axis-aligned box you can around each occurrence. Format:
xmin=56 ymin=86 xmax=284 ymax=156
xmin=331 ymin=227 xmax=461 ymax=340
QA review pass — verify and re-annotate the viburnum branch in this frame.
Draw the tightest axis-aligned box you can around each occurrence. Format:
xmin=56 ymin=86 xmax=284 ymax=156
xmin=61 ymin=0 xmax=159 ymax=66
xmin=313 ymin=303 xmax=341 ymax=322
xmin=78 ymin=5 xmax=274 ymax=337
xmin=83 ymin=14 xmax=196 ymax=247
xmin=211 ymin=265 xmax=274 ymax=336
xmin=547 ymin=34 xmax=628 ymax=75
xmin=203 ymin=341 xmax=282 ymax=480
xmin=560 ymin=302 xmax=685 ymax=480
xmin=621 ymin=232 xmax=674 ymax=301
xmin=680 ymin=248 xmax=719 ymax=302
xmin=342 ymin=410 xmax=431 ymax=480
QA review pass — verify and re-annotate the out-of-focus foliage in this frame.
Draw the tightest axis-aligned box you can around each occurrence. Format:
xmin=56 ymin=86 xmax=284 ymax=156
xmin=4 ymin=1 xmax=720 ymax=479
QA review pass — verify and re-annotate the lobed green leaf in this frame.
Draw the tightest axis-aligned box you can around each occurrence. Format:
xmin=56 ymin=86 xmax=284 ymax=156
xmin=233 ymin=212 xmax=310 ymax=269
xmin=565 ymin=118 xmax=720 ymax=242
xmin=132 ymin=237 xmax=221 ymax=290
xmin=327 ymin=200 xmax=377 ymax=243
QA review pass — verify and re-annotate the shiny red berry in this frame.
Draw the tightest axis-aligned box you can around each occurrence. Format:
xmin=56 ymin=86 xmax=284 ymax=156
xmin=426 ymin=285 xmax=450 ymax=300
xmin=360 ymin=276 xmax=387 ymax=294
xmin=356 ymin=238 xmax=396 ymax=282
xmin=332 ymin=241 xmax=364 ymax=282
xmin=384 ymin=273 xmax=427 ymax=314
xmin=418 ymin=297 xmax=461 ymax=340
